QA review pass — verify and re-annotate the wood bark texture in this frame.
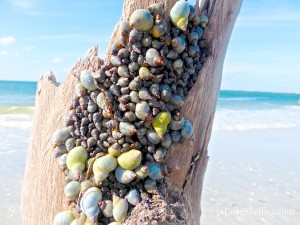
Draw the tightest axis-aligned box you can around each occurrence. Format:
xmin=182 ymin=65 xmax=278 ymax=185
xmin=21 ymin=0 xmax=242 ymax=224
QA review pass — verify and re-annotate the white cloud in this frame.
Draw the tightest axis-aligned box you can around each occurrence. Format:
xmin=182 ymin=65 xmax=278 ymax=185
xmin=7 ymin=0 xmax=34 ymax=9
xmin=52 ymin=58 xmax=62 ymax=64
xmin=0 ymin=50 xmax=19 ymax=56
xmin=23 ymin=45 xmax=35 ymax=51
xmin=0 ymin=36 xmax=16 ymax=45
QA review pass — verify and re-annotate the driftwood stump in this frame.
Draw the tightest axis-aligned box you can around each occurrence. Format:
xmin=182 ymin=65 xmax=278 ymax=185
xmin=21 ymin=0 xmax=242 ymax=224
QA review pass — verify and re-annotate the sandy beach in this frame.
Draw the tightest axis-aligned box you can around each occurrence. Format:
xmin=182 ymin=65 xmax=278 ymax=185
xmin=1 ymin=125 xmax=299 ymax=224
xmin=202 ymin=128 xmax=300 ymax=224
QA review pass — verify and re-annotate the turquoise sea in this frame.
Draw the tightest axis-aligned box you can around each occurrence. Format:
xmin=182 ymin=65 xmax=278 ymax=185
xmin=1 ymin=80 xmax=300 ymax=132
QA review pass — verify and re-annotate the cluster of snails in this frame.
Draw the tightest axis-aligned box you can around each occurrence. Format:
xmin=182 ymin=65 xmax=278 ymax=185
xmin=53 ymin=1 xmax=209 ymax=224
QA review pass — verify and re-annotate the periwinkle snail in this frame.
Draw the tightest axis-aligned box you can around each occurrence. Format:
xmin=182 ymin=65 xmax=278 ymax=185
xmin=53 ymin=1 xmax=210 ymax=223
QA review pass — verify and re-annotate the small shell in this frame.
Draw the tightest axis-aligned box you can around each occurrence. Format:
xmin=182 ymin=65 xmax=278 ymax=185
xmin=80 ymin=187 xmax=102 ymax=223
xmin=142 ymin=35 xmax=152 ymax=47
xmin=170 ymin=94 xmax=185 ymax=108
xmin=80 ymin=70 xmax=97 ymax=91
xmin=53 ymin=211 xmax=75 ymax=225
xmin=115 ymin=166 xmax=136 ymax=184
xmin=138 ymin=87 xmax=152 ymax=100
xmin=129 ymin=77 xmax=142 ymax=91
xmin=96 ymin=91 xmax=113 ymax=110
xmin=149 ymin=83 xmax=160 ymax=98
xmin=148 ymin=3 xmax=164 ymax=18
xmin=127 ymin=189 xmax=141 ymax=206
xmin=108 ymin=143 xmax=122 ymax=156
xmin=64 ymin=181 xmax=81 ymax=203
xmin=112 ymin=195 xmax=128 ymax=223
xmin=146 ymin=161 xmax=171 ymax=180
xmin=93 ymin=154 xmax=117 ymax=173
xmin=161 ymin=133 xmax=173 ymax=149
xmin=99 ymin=200 xmax=113 ymax=218
xmin=53 ymin=129 xmax=71 ymax=145
xmin=200 ymin=15 xmax=209 ymax=28
xmin=153 ymin=147 xmax=167 ymax=163
xmin=119 ymin=122 xmax=137 ymax=136
xmin=135 ymin=101 xmax=153 ymax=122
xmin=120 ymin=20 xmax=131 ymax=36
xmin=151 ymin=15 xmax=167 ymax=38
xmin=117 ymin=65 xmax=130 ymax=78
xmin=128 ymin=29 xmax=143 ymax=44
xmin=181 ymin=119 xmax=194 ymax=140
xmin=145 ymin=48 xmax=164 ymax=67
xmin=152 ymin=111 xmax=171 ymax=137
xmin=139 ymin=67 xmax=155 ymax=80
xmin=58 ymin=153 xmax=68 ymax=171
xmin=144 ymin=178 xmax=158 ymax=194
xmin=130 ymin=9 xmax=154 ymax=32
xmin=170 ymin=115 xmax=185 ymax=130
xmin=66 ymin=146 xmax=88 ymax=177
xmin=75 ymin=83 xmax=87 ymax=97
xmin=160 ymin=84 xmax=172 ymax=102
xmin=146 ymin=129 xmax=161 ymax=145
xmin=170 ymin=0 xmax=190 ymax=31
xmin=171 ymin=37 xmax=186 ymax=53
xmin=54 ymin=144 xmax=67 ymax=158
xmin=134 ymin=165 xmax=149 ymax=179
xmin=117 ymin=149 xmax=142 ymax=170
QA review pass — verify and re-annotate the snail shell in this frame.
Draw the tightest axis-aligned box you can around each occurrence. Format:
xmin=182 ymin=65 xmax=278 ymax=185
xmin=170 ymin=0 xmax=190 ymax=31
xmin=130 ymin=9 xmax=154 ymax=32
xmin=80 ymin=70 xmax=97 ymax=91
xmin=64 ymin=181 xmax=81 ymax=203
xmin=54 ymin=144 xmax=67 ymax=158
xmin=135 ymin=101 xmax=153 ymax=122
xmin=93 ymin=154 xmax=117 ymax=184
xmin=134 ymin=165 xmax=149 ymax=179
xmin=148 ymin=3 xmax=164 ymax=18
xmin=139 ymin=67 xmax=155 ymax=80
xmin=112 ymin=195 xmax=128 ymax=223
xmin=53 ymin=210 xmax=75 ymax=225
xmin=160 ymin=84 xmax=172 ymax=102
xmin=152 ymin=111 xmax=171 ymax=137
xmin=181 ymin=119 xmax=194 ymax=140
xmin=153 ymin=147 xmax=167 ymax=163
xmin=66 ymin=146 xmax=88 ymax=177
xmin=115 ymin=166 xmax=136 ymax=184
xmin=126 ymin=189 xmax=141 ymax=206
xmin=144 ymin=178 xmax=158 ymax=194
xmin=145 ymin=48 xmax=164 ymax=67
xmin=58 ymin=153 xmax=68 ymax=171
xmin=117 ymin=149 xmax=142 ymax=170
xmin=120 ymin=19 xmax=131 ymax=37
xmin=170 ymin=115 xmax=185 ymax=130
xmin=119 ymin=122 xmax=137 ymax=136
xmin=200 ymin=14 xmax=209 ymax=28
xmin=80 ymin=187 xmax=102 ymax=223
xmin=146 ymin=129 xmax=161 ymax=145
xmin=161 ymin=133 xmax=173 ymax=149
xmin=151 ymin=15 xmax=167 ymax=38
xmin=171 ymin=37 xmax=186 ymax=53
xmin=138 ymin=87 xmax=152 ymax=100
xmin=53 ymin=129 xmax=71 ymax=145
xmin=146 ymin=161 xmax=171 ymax=180
xmin=108 ymin=143 xmax=122 ymax=156
xmin=99 ymin=200 xmax=113 ymax=218
xmin=75 ymin=83 xmax=87 ymax=97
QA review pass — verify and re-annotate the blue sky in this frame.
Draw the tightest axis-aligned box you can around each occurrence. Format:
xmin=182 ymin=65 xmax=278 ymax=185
xmin=0 ymin=0 xmax=299 ymax=93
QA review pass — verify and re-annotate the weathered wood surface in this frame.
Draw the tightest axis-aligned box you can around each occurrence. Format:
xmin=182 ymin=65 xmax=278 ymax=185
xmin=21 ymin=0 xmax=242 ymax=224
